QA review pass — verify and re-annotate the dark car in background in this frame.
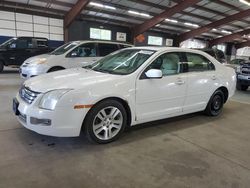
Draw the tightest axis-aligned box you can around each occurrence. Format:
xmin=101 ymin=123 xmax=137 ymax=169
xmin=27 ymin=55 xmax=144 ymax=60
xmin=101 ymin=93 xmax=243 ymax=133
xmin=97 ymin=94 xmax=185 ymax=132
xmin=201 ymin=48 xmax=227 ymax=64
xmin=0 ymin=37 xmax=54 ymax=72
xmin=224 ymin=58 xmax=250 ymax=91
xmin=229 ymin=58 xmax=247 ymax=65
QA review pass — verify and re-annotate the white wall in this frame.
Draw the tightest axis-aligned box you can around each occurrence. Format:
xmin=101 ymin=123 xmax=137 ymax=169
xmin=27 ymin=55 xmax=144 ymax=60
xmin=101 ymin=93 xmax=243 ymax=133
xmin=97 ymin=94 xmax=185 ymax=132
xmin=236 ymin=47 xmax=250 ymax=57
xmin=180 ymin=39 xmax=207 ymax=49
xmin=0 ymin=11 xmax=64 ymax=41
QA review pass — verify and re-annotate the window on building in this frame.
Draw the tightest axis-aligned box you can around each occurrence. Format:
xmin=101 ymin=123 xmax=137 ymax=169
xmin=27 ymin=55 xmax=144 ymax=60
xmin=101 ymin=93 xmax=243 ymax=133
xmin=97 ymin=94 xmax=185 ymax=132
xmin=148 ymin=36 xmax=163 ymax=46
xmin=90 ymin=28 xmax=111 ymax=40
xmin=216 ymin=44 xmax=226 ymax=52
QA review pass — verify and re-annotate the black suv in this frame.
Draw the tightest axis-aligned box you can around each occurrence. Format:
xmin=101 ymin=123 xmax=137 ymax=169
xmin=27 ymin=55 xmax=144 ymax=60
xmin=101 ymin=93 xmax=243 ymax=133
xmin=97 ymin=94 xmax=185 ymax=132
xmin=201 ymin=48 xmax=227 ymax=64
xmin=0 ymin=37 xmax=54 ymax=72
xmin=235 ymin=61 xmax=250 ymax=91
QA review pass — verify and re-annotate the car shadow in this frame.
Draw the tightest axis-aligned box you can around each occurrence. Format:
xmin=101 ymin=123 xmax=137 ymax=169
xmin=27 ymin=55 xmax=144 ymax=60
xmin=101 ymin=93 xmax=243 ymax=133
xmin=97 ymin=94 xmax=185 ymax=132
xmin=16 ymin=111 xmax=223 ymax=153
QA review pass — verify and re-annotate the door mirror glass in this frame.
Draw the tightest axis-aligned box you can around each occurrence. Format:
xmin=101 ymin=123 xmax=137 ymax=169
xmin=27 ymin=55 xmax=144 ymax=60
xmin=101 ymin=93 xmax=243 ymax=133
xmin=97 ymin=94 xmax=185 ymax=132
xmin=71 ymin=52 xmax=78 ymax=57
xmin=145 ymin=69 xmax=162 ymax=79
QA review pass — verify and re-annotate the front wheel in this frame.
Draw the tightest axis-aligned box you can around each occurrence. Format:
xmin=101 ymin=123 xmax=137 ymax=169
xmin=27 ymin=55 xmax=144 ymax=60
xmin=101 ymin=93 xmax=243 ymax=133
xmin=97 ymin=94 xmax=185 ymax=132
xmin=47 ymin=66 xmax=64 ymax=73
xmin=84 ymin=99 xmax=127 ymax=144
xmin=205 ymin=90 xmax=224 ymax=116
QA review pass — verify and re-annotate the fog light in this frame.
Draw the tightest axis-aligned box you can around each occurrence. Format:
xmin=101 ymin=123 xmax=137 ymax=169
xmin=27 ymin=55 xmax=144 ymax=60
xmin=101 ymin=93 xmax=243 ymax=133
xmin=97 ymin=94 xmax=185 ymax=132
xmin=30 ymin=117 xmax=51 ymax=126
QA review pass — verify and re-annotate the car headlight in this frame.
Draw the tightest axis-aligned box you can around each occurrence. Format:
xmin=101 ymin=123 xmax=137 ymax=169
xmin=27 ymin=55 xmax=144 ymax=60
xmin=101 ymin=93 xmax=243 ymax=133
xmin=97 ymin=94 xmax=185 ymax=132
xmin=27 ymin=58 xmax=47 ymax=67
xmin=37 ymin=58 xmax=47 ymax=64
xmin=39 ymin=89 xmax=72 ymax=110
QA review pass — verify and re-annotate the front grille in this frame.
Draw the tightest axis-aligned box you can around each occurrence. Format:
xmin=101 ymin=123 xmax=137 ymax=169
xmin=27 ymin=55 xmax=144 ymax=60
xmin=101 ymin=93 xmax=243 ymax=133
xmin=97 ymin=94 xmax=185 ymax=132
xmin=19 ymin=86 xmax=40 ymax=104
xmin=241 ymin=65 xmax=250 ymax=75
xmin=242 ymin=71 xmax=250 ymax=75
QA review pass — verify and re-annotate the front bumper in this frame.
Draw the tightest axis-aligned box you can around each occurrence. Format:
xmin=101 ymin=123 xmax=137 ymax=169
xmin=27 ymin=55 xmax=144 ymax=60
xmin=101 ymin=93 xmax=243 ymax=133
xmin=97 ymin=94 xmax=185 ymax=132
xmin=13 ymin=94 xmax=87 ymax=137
xmin=20 ymin=65 xmax=48 ymax=79
xmin=237 ymin=74 xmax=250 ymax=86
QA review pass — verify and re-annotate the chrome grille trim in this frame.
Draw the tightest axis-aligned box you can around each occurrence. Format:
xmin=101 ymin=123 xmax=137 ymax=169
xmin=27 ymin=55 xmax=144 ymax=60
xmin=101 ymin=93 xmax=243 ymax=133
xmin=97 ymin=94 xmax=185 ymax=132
xmin=241 ymin=65 xmax=250 ymax=75
xmin=19 ymin=86 xmax=40 ymax=104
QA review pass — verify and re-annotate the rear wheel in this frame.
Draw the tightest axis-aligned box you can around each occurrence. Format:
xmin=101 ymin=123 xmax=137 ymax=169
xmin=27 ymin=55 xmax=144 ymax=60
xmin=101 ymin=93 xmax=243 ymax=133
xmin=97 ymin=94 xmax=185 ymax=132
xmin=205 ymin=90 xmax=224 ymax=116
xmin=84 ymin=99 xmax=127 ymax=144
xmin=47 ymin=66 xmax=64 ymax=73
xmin=0 ymin=61 xmax=4 ymax=73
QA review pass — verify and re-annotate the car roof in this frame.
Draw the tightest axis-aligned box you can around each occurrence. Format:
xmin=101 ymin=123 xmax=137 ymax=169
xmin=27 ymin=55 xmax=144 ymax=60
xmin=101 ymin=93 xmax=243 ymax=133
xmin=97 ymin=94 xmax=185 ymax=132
xmin=125 ymin=46 xmax=211 ymax=54
xmin=70 ymin=40 xmax=133 ymax=46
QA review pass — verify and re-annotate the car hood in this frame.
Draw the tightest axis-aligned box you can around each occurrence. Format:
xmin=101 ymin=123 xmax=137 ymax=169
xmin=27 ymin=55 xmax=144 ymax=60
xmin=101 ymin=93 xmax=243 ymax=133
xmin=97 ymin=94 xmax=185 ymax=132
xmin=22 ymin=54 xmax=59 ymax=66
xmin=24 ymin=68 xmax=120 ymax=93
xmin=22 ymin=54 xmax=50 ymax=64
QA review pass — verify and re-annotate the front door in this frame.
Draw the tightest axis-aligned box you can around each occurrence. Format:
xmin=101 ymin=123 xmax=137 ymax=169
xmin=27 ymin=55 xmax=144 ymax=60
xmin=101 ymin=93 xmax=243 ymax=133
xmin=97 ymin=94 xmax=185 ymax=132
xmin=67 ymin=43 xmax=99 ymax=68
xmin=135 ymin=52 xmax=188 ymax=122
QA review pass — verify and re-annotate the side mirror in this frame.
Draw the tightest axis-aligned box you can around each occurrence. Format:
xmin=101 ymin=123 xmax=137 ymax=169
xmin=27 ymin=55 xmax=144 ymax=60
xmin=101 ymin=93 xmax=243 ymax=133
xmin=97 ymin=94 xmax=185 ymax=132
xmin=71 ymin=52 xmax=78 ymax=57
xmin=145 ymin=69 xmax=162 ymax=79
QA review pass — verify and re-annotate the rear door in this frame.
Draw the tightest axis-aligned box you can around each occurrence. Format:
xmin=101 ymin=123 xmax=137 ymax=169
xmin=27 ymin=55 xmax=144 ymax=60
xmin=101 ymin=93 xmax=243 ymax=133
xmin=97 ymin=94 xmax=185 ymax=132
xmin=183 ymin=52 xmax=216 ymax=112
xmin=31 ymin=38 xmax=49 ymax=56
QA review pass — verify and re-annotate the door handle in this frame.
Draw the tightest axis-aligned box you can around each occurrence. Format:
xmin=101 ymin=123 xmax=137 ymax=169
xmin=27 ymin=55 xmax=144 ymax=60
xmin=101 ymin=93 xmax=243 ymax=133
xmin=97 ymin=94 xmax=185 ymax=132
xmin=211 ymin=75 xmax=217 ymax=80
xmin=175 ymin=78 xmax=185 ymax=85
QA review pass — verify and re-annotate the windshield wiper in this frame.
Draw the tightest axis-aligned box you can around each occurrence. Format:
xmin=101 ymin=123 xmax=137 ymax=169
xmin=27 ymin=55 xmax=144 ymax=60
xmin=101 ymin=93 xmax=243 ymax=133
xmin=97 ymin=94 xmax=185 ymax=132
xmin=82 ymin=65 xmax=92 ymax=69
xmin=94 ymin=69 xmax=111 ymax=74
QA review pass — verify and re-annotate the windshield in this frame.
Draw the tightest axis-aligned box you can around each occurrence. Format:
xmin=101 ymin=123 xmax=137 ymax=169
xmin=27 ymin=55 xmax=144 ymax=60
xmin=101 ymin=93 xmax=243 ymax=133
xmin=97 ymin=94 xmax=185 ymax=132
xmin=50 ymin=41 xmax=80 ymax=55
xmin=85 ymin=49 xmax=155 ymax=75
xmin=0 ymin=38 xmax=16 ymax=48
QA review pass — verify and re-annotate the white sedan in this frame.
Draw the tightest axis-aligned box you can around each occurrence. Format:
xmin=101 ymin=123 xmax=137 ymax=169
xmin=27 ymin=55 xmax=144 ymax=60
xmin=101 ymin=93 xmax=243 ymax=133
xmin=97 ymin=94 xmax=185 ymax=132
xmin=13 ymin=47 xmax=236 ymax=144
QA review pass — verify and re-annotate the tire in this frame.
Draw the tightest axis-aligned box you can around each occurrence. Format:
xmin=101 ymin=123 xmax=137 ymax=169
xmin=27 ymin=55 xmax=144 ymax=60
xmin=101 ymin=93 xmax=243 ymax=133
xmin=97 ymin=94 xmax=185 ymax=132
xmin=205 ymin=90 xmax=224 ymax=116
xmin=84 ymin=99 xmax=127 ymax=144
xmin=47 ymin=67 xmax=64 ymax=73
xmin=0 ymin=61 xmax=4 ymax=73
xmin=236 ymin=83 xmax=248 ymax=91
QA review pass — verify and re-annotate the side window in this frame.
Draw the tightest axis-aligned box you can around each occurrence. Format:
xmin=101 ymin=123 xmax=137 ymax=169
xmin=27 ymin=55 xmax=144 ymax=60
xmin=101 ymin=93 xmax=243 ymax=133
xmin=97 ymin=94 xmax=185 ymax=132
xmin=37 ymin=40 xmax=48 ymax=48
xmin=119 ymin=44 xmax=131 ymax=49
xmin=186 ymin=53 xmax=215 ymax=72
xmin=99 ymin=43 xmax=119 ymax=56
xmin=147 ymin=52 xmax=181 ymax=76
xmin=70 ymin=43 xmax=96 ymax=57
xmin=10 ymin=39 xmax=31 ymax=49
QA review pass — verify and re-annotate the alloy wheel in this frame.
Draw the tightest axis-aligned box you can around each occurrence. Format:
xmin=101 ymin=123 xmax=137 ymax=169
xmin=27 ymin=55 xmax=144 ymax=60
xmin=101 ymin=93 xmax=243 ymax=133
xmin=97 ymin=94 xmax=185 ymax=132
xmin=93 ymin=106 xmax=123 ymax=141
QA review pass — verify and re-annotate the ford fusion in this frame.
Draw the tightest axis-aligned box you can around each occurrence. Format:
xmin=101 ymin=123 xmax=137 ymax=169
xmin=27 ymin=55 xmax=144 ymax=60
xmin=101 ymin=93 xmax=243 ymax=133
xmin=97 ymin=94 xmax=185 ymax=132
xmin=13 ymin=47 xmax=236 ymax=144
